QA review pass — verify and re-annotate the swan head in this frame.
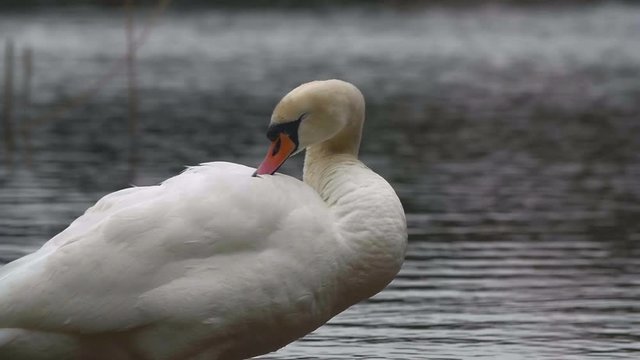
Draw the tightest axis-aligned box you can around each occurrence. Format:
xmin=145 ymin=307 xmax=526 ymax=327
xmin=254 ymin=79 xmax=364 ymax=176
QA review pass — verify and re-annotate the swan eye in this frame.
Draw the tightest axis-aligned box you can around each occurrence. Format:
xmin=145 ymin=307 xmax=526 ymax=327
xmin=265 ymin=115 xmax=304 ymax=144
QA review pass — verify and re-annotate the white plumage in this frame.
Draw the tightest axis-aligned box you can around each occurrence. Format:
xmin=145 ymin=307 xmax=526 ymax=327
xmin=0 ymin=80 xmax=407 ymax=359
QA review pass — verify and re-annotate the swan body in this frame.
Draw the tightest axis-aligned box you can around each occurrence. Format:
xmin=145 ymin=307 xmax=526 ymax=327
xmin=0 ymin=80 xmax=407 ymax=359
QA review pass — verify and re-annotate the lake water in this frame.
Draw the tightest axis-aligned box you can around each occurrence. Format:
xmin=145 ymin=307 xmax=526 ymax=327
xmin=1 ymin=3 xmax=639 ymax=359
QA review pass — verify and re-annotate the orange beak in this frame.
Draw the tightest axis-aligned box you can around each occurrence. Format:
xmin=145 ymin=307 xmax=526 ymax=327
xmin=253 ymin=133 xmax=297 ymax=176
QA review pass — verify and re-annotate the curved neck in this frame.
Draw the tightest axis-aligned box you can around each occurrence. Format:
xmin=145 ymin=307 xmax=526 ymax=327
xmin=302 ymin=152 xmax=358 ymax=204
xmin=300 ymin=95 xmax=406 ymax=312
xmin=302 ymin=148 xmax=407 ymax=313
xmin=302 ymin=100 xmax=364 ymax=192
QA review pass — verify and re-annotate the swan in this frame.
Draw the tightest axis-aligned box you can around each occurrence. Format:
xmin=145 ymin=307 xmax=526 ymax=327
xmin=0 ymin=79 xmax=407 ymax=359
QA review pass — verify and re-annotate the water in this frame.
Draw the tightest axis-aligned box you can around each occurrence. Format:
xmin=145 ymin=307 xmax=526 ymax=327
xmin=1 ymin=3 xmax=640 ymax=359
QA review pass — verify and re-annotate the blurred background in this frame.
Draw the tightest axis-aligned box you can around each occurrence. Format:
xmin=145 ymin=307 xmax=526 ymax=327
xmin=1 ymin=0 xmax=639 ymax=359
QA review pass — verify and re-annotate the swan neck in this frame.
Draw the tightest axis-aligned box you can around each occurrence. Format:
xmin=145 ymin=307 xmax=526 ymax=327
xmin=302 ymin=150 xmax=407 ymax=314
xmin=302 ymin=105 xmax=364 ymax=191
xmin=302 ymin=151 xmax=357 ymax=196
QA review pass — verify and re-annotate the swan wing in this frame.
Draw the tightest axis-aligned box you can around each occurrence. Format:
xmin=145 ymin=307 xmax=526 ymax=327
xmin=0 ymin=162 xmax=334 ymax=334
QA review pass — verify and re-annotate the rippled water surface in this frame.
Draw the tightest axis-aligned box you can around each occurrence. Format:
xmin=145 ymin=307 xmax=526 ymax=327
xmin=1 ymin=4 xmax=639 ymax=359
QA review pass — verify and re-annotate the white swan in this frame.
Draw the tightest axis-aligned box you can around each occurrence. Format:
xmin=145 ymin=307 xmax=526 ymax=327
xmin=0 ymin=80 xmax=407 ymax=359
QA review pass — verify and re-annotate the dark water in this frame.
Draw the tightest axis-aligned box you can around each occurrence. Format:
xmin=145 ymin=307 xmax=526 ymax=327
xmin=1 ymin=4 xmax=640 ymax=359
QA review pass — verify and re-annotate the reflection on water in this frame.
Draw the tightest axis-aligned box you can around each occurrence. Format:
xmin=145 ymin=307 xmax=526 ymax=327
xmin=1 ymin=3 xmax=640 ymax=359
